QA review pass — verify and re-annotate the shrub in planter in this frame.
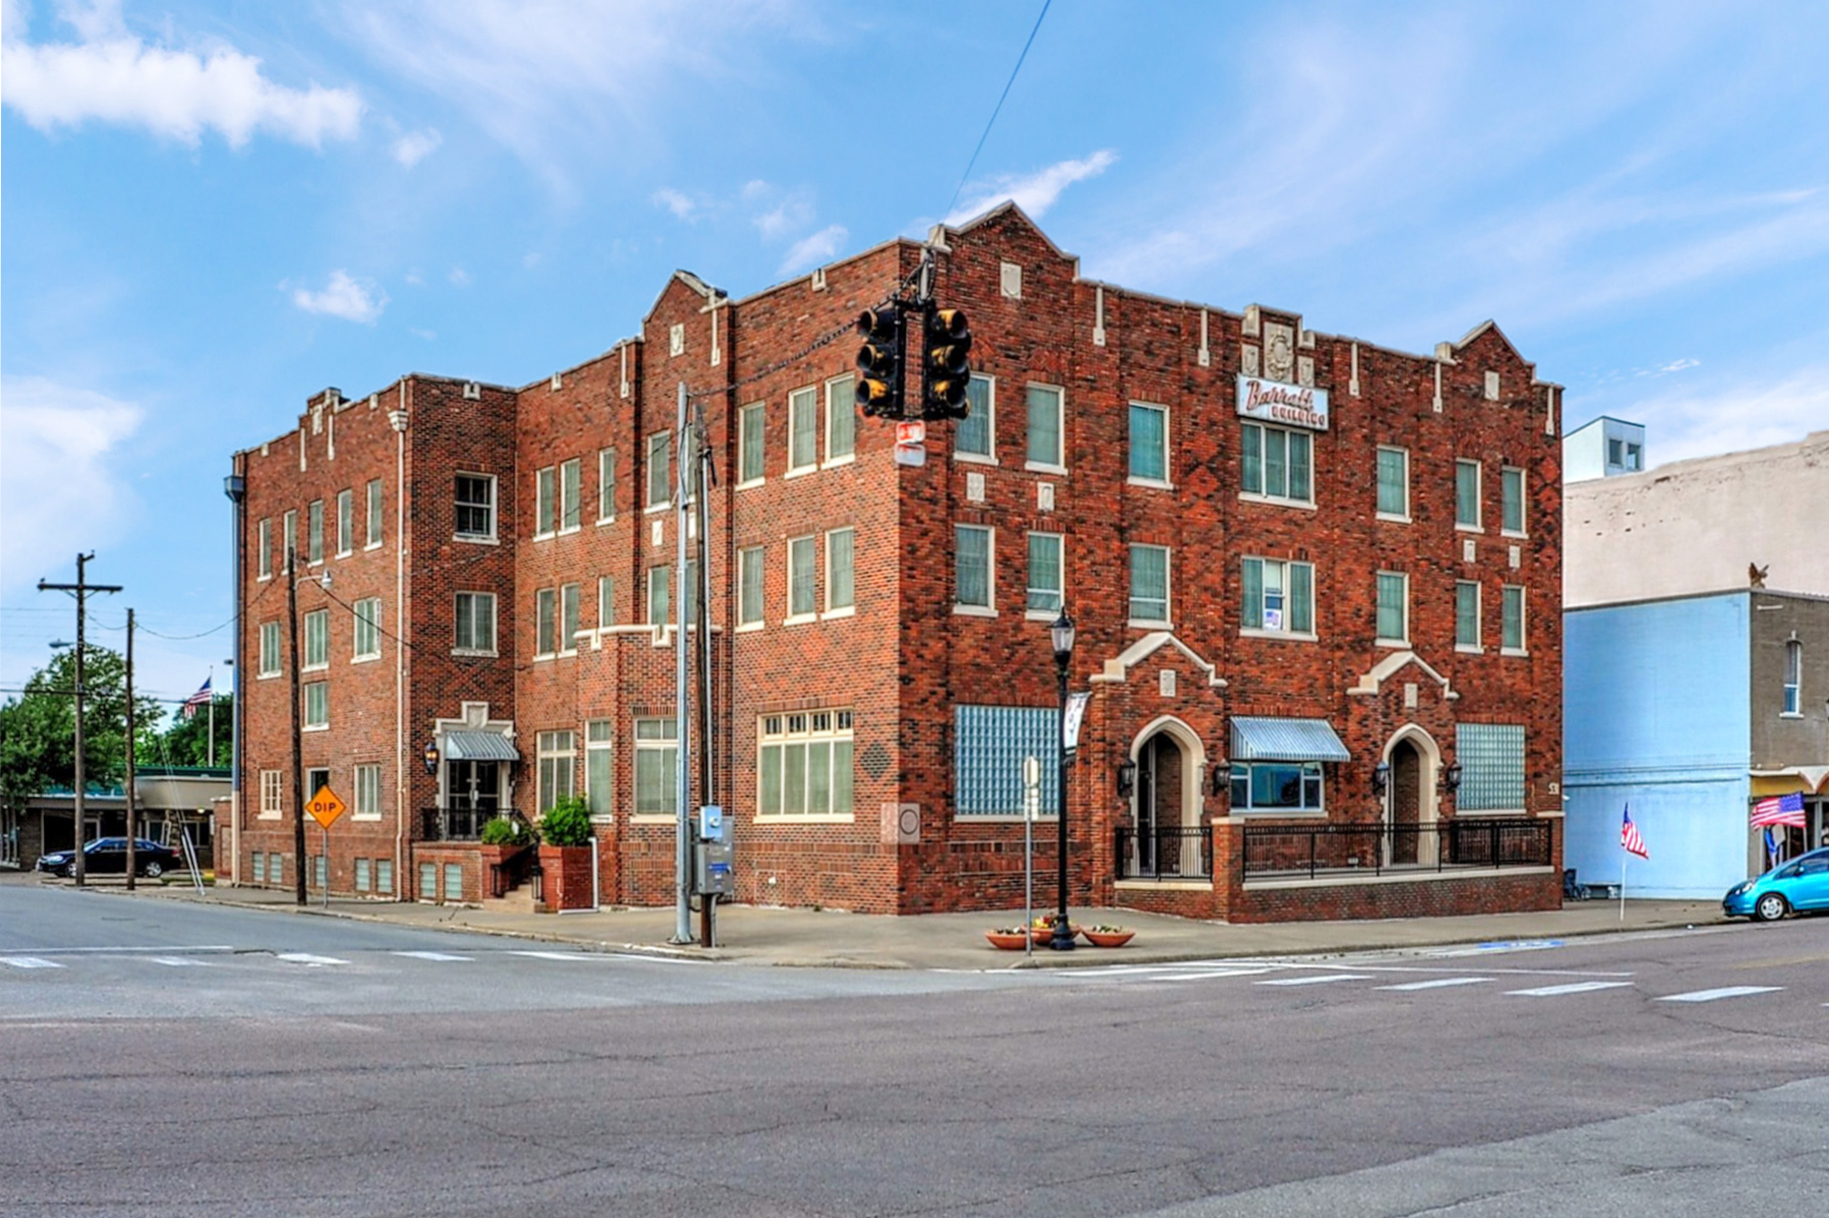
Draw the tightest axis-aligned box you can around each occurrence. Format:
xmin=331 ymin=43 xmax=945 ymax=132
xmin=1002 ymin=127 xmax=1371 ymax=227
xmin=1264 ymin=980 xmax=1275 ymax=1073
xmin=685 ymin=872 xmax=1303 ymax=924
xmin=540 ymin=796 xmax=594 ymax=847
xmin=479 ymin=816 xmax=532 ymax=846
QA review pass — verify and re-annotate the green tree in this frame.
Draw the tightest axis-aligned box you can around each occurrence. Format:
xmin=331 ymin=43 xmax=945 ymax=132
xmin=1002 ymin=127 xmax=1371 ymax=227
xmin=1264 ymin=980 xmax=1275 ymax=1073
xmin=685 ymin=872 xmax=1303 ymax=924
xmin=156 ymin=693 xmax=234 ymax=767
xmin=0 ymin=645 xmax=163 ymax=808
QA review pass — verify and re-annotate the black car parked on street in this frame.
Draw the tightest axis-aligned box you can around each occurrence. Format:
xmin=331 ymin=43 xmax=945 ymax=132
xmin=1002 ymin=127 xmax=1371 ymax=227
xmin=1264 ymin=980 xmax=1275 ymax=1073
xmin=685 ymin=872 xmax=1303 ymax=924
xmin=36 ymin=838 xmax=183 ymax=879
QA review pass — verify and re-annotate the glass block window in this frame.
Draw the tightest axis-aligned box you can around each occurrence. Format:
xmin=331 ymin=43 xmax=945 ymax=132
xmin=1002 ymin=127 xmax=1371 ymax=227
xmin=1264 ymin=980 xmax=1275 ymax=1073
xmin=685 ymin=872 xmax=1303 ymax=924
xmin=376 ymin=859 xmax=393 ymax=895
xmin=1456 ymin=724 xmax=1525 ymax=811
xmin=355 ymin=857 xmax=372 ymax=892
xmin=954 ymin=705 xmax=1058 ymax=817
xmin=957 ymin=374 xmax=994 ymax=458
xmin=419 ymin=861 xmax=436 ymax=901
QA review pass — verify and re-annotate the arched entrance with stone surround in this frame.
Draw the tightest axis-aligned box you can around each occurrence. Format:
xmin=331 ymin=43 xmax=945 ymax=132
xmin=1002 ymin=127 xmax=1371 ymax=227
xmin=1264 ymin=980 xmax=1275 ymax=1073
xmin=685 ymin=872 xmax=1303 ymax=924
xmin=1126 ymin=715 xmax=1209 ymax=878
xmin=1382 ymin=724 xmax=1442 ymax=867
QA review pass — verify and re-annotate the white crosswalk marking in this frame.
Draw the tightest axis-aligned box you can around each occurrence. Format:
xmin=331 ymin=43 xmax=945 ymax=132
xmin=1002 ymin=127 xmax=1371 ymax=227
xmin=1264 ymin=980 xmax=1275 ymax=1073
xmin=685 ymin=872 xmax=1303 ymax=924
xmin=276 ymin=952 xmax=348 ymax=966
xmin=1378 ymin=977 xmax=1491 ymax=991
xmin=510 ymin=950 xmax=607 ymax=962
xmin=149 ymin=957 xmax=215 ymax=967
xmin=1134 ymin=969 xmax=1275 ymax=982
xmin=1656 ymin=986 xmax=1782 ymax=1003
xmin=1 ymin=957 xmax=63 ymax=970
xmin=392 ymin=951 xmax=473 ymax=962
xmin=1257 ymin=974 xmax=1374 ymax=987
xmin=1506 ymin=981 xmax=1633 ymax=997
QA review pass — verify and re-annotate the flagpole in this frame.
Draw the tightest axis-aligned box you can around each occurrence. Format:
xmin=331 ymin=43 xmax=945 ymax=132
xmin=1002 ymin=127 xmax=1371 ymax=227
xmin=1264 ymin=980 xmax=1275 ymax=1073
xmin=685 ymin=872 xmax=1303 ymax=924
xmin=1619 ymin=851 xmax=1626 ymax=922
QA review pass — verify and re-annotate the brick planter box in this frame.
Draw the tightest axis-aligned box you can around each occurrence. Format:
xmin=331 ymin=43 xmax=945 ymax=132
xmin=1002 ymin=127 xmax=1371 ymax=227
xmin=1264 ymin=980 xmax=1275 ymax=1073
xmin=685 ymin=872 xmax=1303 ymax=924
xmin=538 ymin=844 xmax=596 ymax=912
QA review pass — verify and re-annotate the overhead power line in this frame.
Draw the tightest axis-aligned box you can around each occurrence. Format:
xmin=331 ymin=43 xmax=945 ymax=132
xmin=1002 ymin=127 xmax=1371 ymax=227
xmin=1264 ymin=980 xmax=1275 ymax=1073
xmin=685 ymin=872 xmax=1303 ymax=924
xmin=944 ymin=0 xmax=1052 ymax=223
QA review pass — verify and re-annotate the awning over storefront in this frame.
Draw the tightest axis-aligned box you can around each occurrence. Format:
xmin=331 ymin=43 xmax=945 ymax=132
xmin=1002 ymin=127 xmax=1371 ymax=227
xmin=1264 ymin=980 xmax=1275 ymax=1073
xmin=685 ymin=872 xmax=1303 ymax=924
xmin=442 ymin=731 xmax=520 ymax=762
xmin=1229 ymin=717 xmax=1350 ymax=763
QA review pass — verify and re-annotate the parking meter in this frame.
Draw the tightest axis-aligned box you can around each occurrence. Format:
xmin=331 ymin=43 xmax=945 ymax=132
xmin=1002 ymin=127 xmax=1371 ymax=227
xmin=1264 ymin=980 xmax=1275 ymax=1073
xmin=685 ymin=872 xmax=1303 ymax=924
xmin=694 ymin=806 xmax=734 ymax=898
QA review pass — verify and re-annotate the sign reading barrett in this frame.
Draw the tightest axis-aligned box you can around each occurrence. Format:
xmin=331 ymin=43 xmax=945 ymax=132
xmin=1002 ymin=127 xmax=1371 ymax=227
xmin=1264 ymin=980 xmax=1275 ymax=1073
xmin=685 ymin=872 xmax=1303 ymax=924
xmin=1236 ymin=376 xmax=1330 ymax=431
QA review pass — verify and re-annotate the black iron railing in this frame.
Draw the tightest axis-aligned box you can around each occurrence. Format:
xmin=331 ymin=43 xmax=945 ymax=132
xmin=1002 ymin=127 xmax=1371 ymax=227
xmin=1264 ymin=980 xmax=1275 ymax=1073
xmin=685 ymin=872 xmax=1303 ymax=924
xmin=1241 ymin=818 xmax=1555 ymax=880
xmin=418 ymin=807 xmax=531 ymax=842
xmin=1114 ymin=826 xmax=1213 ymax=880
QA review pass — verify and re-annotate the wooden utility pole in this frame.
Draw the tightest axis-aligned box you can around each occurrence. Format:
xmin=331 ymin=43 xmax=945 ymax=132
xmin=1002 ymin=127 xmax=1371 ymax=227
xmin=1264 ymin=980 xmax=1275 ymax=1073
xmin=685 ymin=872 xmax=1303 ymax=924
xmin=287 ymin=547 xmax=307 ymax=906
xmin=37 ymin=553 xmax=122 ymax=885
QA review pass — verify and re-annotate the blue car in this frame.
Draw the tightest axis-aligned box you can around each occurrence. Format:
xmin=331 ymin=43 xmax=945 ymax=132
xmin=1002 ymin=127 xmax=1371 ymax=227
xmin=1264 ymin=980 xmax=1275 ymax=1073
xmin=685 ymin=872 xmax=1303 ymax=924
xmin=1723 ymin=847 xmax=1829 ymax=921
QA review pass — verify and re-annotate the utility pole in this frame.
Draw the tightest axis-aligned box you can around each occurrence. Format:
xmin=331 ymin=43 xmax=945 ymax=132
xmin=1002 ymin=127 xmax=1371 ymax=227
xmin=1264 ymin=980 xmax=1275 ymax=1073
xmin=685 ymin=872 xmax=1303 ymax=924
xmin=692 ymin=393 xmax=717 ymax=950
xmin=125 ymin=609 xmax=137 ymax=891
xmin=286 ymin=546 xmax=307 ymax=906
xmin=38 ymin=553 xmax=122 ymax=885
xmin=672 ymin=382 xmax=693 ymax=946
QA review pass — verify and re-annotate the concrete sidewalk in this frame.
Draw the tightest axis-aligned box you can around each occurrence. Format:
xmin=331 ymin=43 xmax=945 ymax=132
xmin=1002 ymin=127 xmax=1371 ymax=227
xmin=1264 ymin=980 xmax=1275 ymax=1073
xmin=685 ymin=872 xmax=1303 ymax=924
xmin=47 ymin=873 xmax=1736 ymax=969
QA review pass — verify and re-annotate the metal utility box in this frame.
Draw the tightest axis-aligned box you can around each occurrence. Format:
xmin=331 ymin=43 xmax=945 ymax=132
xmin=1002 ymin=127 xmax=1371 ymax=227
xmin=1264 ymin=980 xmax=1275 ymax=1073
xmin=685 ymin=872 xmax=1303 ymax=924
xmin=694 ymin=807 xmax=734 ymax=898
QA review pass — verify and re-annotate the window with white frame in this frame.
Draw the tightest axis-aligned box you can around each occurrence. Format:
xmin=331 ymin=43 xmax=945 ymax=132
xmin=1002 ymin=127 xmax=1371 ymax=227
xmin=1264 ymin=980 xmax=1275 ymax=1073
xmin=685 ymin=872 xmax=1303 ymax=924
xmin=260 ymin=770 xmax=282 ymax=817
xmin=559 ymin=458 xmax=581 ymax=531
xmin=826 ymin=375 xmax=855 ymax=463
xmin=1230 ymin=762 xmax=1324 ymax=812
xmin=353 ymin=597 xmax=382 ymax=659
xmin=1027 ymin=532 xmax=1062 ymax=613
xmin=1376 ymin=571 xmax=1409 ymax=644
xmin=1242 ymin=557 xmax=1313 ymax=635
xmin=956 ymin=374 xmax=994 ymax=459
xmin=454 ymin=591 xmax=496 ymax=653
xmin=634 ymin=718 xmax=677 ymax=816
xmin=1783 ymin=640 xmax=1802 ymax=715
xmin=1455 ymin=459 xmax=1482 ymax=529
xmin=455 ymin=474 xmax=494 ymax=539
xmin=1128 ymin=402 xmax=1169 ymax=484
xmin=825 ymin=528 xmax=854 ymax=613
xmin=1129 ymin=544 xmax=1170 ymax=624
xmin=535 ymin=466 xmax=556 ymax=536
xmin=304 ymin=681 xmax=329 ymax=730
xmin=1376 ymin=446 xmax=1409 ymax=519
xmin=1501 ymin=466 xmax=1525 ymax=535
xmin=586 ymin=720 xmax=613 ymax=817
xmin=537 ymin=730 xmax=575 ymax=813
xmin=353 ymin=763 xmax=381 ymax=819
xmin=787 ymin=535 xmax=817 ymax=619
xmin=647 ymin=565 xmax=670 ymax=626
xmin=303 ymin=609 xmax=330 ymax=670
xmin=1026 ymin=383 xmax=1064 ymax=469
xmin=308 ymin=499 xmax=324 ymax=563
xmin=259 ymin=621 xmax=281 ymax=676
xmin=536 ymin=588 xmax=557 ymax=656
xmin=258 ymin=518 xmax=272 ymax=579
xmin=1455 ymin=724 xmax=1525 ymax=811
xmin=283 ymin=510 xmax=297 ymax=570
xmin=646 ymin=432 xmax=672 ymax=509
xmin=738 ymin=546 xmax=765 ymax=628
xmin=336 ymin=488 xmax=354 ymax=556
xmin=366 ymin=479 xmax=383 ymax=547
xmin=956 ymin=525 xmax=993 ymax=610
xmin=738 ymin=403 xmax=766 ymax=484
xmin=597 ymin=576 xmax=614 ymax=629
xmin=1455 ymin=581 xmax=1481 ymax=649
xmin=560 ymin=583 xmax=580 ymax=653
xmin=1501 ymin=585 xmax=1526 ymax=652
xmin=1241 ymin=422 xmax=1312 ymax=503
xmin=758 ymin=710 xmax=854 ymax=818
xmin=598 ymin=449 xmax=616 ymax=522
xmin=788 ymin=386 xmax=819 ymax=473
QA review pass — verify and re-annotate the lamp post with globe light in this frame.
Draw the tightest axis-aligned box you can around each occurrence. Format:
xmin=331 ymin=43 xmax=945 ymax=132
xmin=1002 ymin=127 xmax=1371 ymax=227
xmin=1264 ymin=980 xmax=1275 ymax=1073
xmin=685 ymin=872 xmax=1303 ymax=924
xmin=1049 ymin=610 xmax=1076 ymax=951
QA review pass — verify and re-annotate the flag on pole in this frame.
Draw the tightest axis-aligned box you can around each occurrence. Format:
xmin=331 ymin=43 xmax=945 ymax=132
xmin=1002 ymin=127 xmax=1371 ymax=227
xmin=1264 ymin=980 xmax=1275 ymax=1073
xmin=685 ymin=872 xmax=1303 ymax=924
xmin=1750 ymin=792 xmax=1806 ymax=828
xmin=1764 ymin=827 xmax=1780 ymax=869
xmin=181 ymin=677 xmax=212 ymax=720
xmin=1620 ymin=805 xmax=1649 ymax=860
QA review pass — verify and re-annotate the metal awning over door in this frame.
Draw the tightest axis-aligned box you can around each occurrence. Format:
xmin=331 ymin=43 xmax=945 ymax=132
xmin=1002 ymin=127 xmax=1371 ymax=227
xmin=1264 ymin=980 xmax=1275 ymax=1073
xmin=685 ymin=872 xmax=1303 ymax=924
xmin=1229 ymin=717 xmax=1350 ymax=762
xmin=441 ymin=731 xmax=520 ymax=762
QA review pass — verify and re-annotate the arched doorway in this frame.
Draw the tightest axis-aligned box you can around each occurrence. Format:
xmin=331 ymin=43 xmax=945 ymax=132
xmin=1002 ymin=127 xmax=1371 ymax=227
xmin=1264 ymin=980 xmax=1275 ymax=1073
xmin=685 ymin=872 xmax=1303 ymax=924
xmin=1127 ymin=717 xmax=1208 ymax=878
xmin=1382 ymin=726 xmax=1441 ymax=868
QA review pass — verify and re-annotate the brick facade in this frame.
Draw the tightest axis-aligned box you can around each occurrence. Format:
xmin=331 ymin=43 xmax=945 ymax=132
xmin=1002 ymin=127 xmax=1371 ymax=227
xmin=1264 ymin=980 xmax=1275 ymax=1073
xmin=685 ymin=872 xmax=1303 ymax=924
xmin=229 ymin=205 xmax=1563 ymax=920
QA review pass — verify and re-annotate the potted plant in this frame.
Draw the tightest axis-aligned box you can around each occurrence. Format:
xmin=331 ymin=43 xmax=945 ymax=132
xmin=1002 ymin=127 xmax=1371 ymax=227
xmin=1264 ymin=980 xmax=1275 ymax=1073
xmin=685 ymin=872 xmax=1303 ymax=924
xmin=537 ymin=797 xmax=596 ymax=912
xmin=1030 ymin=914 xmax=1079 ymax=943
xmin=984 ymin=928 xmax=1030 ymax=951
xmin=475 ymin=815 xmax=536 ymax=899
xmin=1083 ymin=924 xmax=1135 ymax=948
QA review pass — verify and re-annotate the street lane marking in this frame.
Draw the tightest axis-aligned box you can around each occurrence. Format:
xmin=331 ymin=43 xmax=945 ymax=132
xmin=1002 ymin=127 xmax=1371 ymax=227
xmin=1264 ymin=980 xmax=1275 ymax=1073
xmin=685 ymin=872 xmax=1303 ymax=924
xmin=1136 ymin=969 xmax=1277 ymax=982
xmin=149 ymin=956 xmax=216 ymax=967
xmin=276 ymin=952 xmax=348 ymax=966
xmin=510 ymin=951 xmax=609 ymax=962
xmin=1378 ymin=977 xmax=1492 ymax=991
xmin=1656 ymin=986 xmax=1782 ymax=1003
xmin=1506 ymin=981 xmax=1633 ymax=997
xmin=1257 ymin=974 xmax=1374 ymax=987
xmin=0 ymin=957 xmax=63 ymax=969
xmin=0 ymin=945 xmax=234 ymax=955
xmin=392 ymin=951 xmax=473 ymax=962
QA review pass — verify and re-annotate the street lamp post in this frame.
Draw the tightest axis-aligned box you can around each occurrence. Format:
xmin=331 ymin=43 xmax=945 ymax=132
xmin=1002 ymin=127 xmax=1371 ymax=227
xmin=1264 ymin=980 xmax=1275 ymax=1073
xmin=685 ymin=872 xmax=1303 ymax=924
xmin=1050 ymin=610 xmax=1077 ymax=951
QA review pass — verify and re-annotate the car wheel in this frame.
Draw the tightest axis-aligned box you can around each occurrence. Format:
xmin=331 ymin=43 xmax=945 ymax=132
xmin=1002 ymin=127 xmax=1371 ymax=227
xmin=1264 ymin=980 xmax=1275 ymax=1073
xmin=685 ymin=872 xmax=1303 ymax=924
xmin=143 ymin=860 xmax=165 ymax=879
xmin=59 ymin=865 xmax=74 ymax=878
xmin=1753 ymin=892 xmax=1789 ymax=922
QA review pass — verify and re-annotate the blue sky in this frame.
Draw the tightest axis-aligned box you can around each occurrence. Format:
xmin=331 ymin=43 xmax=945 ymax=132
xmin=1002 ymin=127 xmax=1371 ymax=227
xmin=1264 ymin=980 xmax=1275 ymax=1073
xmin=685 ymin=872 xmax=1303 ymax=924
xmin=4 ymin=0 xmax=1827 ymax=713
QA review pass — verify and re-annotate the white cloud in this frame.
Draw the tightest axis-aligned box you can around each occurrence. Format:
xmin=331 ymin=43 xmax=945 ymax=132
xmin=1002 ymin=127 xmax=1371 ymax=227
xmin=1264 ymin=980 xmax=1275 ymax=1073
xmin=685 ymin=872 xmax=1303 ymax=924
xmin=1 ymin=10 xmax=363 ymax=148
xmin=392 ymin=127 xmax=442 ymax=167
xmin=447 ymin=266 xmax=471 ymax=287
xmin=948 ymin=150 xmax=1119 ymax=225
xmin=290 ymin=270 xmax=387 ymax=323
xmin=778 ymin=224 xmax=848 ymax=275
xmin=1629 ymin=366 xmax=1829 ymax=468
xmin=751 ymin=185 xmax=815 ymax=242
xmin=410 ymin=327 xmax=437 ymax=341
xmin=651 ymin=187 xmax=700 ymax=221
xmin=0 ymin=376 xmax=142 ymax=595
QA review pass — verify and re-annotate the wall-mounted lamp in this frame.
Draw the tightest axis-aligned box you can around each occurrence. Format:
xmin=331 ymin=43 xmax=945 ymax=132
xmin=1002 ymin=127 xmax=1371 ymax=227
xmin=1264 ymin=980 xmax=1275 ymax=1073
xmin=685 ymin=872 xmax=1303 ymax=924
xmin=421 ymin=739 xmax=440 ymax=776
xmin=1442 ymin=762 xmax=1462 ymax=794
xmin=1371 ymin=762 xmax=1390 ymax=797
xmin=1210 ymin=764 xmax=1229 ymax=796
xmin=1116 ymin=761 xmax=1137 ymax=799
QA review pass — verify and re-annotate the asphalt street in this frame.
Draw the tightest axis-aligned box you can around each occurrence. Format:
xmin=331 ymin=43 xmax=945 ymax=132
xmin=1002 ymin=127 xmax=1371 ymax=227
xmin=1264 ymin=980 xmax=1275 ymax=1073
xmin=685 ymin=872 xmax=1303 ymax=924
xmin=3 ymin=882 xmax=1825 ymax=1216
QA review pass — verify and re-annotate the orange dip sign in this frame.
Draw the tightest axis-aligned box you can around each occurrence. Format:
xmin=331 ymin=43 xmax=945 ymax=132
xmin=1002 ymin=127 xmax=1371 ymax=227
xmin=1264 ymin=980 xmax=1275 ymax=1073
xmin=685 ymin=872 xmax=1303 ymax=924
xmin=306 ymin=786 xmax=347 ymax=830
xmin=1236 ymin=376 xmax=1329 ymax=431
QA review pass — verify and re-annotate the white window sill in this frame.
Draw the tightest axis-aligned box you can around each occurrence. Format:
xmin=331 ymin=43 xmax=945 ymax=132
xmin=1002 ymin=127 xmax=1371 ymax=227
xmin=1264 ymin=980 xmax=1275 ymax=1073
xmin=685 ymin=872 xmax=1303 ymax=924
xmin=257 ymin=671 xmax=281 ymax=680
xmin=1455 ymin=523 xmax=1483 ymax=534
xmin=558 ymin=525 xmax=581 ymax=537
xmin=784 ymin=464 xmax=819 ymax=480
xmin=736 ymin=478 xmax=765 ymax=491
xmin=1129 ymin=618 xmax=1173 ymax=630
xmin=644 ymin=502 xmax=671 ymax=515
xmin=597 ymin=515 xmax=616 ymax=526
xmin=335 ymin=550 xmax=353 ymax=560
xmin=1024 ymin=607 xmax=1062 ymax=621
xmin=1501 ymin=529 xmax=1528 ymax=540
xmin=454 ymin=533 xmax=499 ymax=546
xmin=1455 ymin=644 xmax=1484 ymax=654
xmin=821 ymin=606 xmax=855 ymax=620
xmin=1025 ymin=461 xmax=1068 ymax=476
xmin=783 ymin=613 xmax=818 ymax=626
xmin=308 ymin=559 xmax=324 ymax=568
xmin=1127 ymin=476 xmax=1174 ymax=491
xmin=1238 ymin=492 xmax=1317 ymax=512
xmin=257 ymin=811 xmax=281 ymax=820
xmin=532 ymin=531 xmax=554 ymax=542
xmin=364 ymin=541 xmax=384 ymax=552
xmin=955 ymin=814 xmax=1059 ymax=824
xmin=352 ymin=653 xmax=382 ymax=665
xmin=557 ymin=648 xmax=578 ymax=658
xmin=822 ymin=454 xmax=856 ymax=470
xmin=756 ymin=814 xmax=857 ymax=825
xmin=1240 ymin=627 xmax=1318 ymax=642
xmin=303 ymin=724 xmax=329 ymax=733
xmin=1500 ymin=647 xmax=1529 ymax=657
xmin=629 ymin=815 xmax=675 ymax=826
xmin=302 ymin=664 xmax=328 ymax=675
xmin=532 ymin=653 xmax=555 ymax=662
xmin=1375 ymin=637 xmax=1410 ymax=649
xmin=451 ymin=648 xmax=498 ymax=658
xmin=954 ymin=452 xmax=998 ymax=466
xmin=1779 ymin=711 xmax=1805 ymax=719
xmin=1376 ymin=512 xmax=1411 ymax=524
xmin=735 ymin=621 xmax=765 ymax=634
xmin=258 ymin=573 xmax=273 ymax=582
xmin=590 ymin=813 xmax=614 ymax=825
xmin=953 ymin=604 xmax=997 ymax=617
xmin=351 ymin=813 xmax=382 ymax=823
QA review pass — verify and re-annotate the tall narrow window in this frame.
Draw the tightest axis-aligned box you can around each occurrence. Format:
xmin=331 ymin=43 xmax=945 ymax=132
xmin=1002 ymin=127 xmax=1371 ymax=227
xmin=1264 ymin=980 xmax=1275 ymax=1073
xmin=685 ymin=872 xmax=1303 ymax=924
xmin=826 ymin=528 xmax=855 ymax=612
xmin=1455 ymin=581 xmax=1481 ymax=649
xmin=260 ymin=770 xmax=282 ymax=816
xmin=597 ymin=576 xmax=614 ymax=629
xmin=647 ymin=565 xmax=670 ymax=626
xmin=787 ymin=536 xmax=817 ymax=619
xmin=258 ymin=518 xmax=272 ymax=578
xmin=738 ymin=546 xmax=765 ymax=627
xmin=536 ymin=588 xmax=557 ymax=656
xmin=739 ymin=403 xmax=765 ymax=484
xmin=536 ymin=730 xmax=575 ymax=813
xmin=1376 ymin=447 xmax=1409 ymax=518
xmin=304 ymin=682 xmax=329 ymax=730
xmin=826 ymin=376 xmax=855 ymax=462
xmin=634 ymin=718 xmax=677 ymax=816
xmin=597 ymin=449 xmax=616 ymax=522
xmin=1027 ymin=533 xmax=1063 ymax=613
xmin=560 ymin=583 xmax=580 ymax=654
xmin=1501 ymin=585 xmax=1525 ymax=652
xmin=535 ymin=466 xmax=556 ymax=536
xmin=1241 ymin=423 xmax=1312 ymax=503
xmin=303 ymin=609 xmax=329 ymax=670
xmin=956 ymin=525 xmax=992 ymax=610
xmin=1501 ymin=466 xmax=1525 ymax=535
xmin=353 ymin=597 xmax=382 ymax=659
xmin=259 ymin=621 xmax=281 ymax=676
xmin=454 ymin=592 xmax=496 ymax=653
xmin=1455 ymin=459 xmax=1482 ymax=529
xmin=283 ymin=510 xmax=297 ymax=571
xmin=559 ymin=458 xmax=581 ymax=530
xmin=335 ymin=489 xmax=353 ymax=556
xmin=455 ymin=474 xmax=494 ymax=539
xmin=1128 ymin=403 xmax=1168 ymax=483
xmin=366 ymin=478 xmax=383 ymax=547
xmin=789 ymin=386 xmax=819 ymax=472
xmin=586 ymin=720 xmax=613 ymax=817
xmin=956 ymin=374 xmax=994 ymax=459
xmin=1129 ymin=544 xmax=1170 ymax=624
xmin=308 ymin=500 xmax=324 ymax=563
xmin=1026 ymin=384 xmax=1064 ymax=469
xmin=1376 ymin=571 xmax=1409 ymax=644
xmin=646 ymin=432 xmax=672 ymax=509
xmin=1783 ymin=640 xmax=1802 ymax=714
xmin=1242 ymin=558 xmax=1313 ymax=635
xmin=354 ymin=764 xmax=381 ymax=819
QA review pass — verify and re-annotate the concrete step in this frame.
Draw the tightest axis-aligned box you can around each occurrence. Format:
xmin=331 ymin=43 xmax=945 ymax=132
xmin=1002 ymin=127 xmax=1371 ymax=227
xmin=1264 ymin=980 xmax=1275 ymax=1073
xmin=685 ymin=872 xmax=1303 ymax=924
xmin=483 ymin=886 xmax=537 ymax=914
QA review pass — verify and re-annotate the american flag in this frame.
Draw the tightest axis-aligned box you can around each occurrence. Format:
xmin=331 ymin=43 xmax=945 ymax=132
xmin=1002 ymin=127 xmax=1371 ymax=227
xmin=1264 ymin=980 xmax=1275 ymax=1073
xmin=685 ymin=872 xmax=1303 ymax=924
xmin=1750 ymin=792 xmax=1806 ymax=828
xmin=1620 ymin=805 xmax=1649 ymax=860
xmin=180 ymin=677 xmax=212 ymax=720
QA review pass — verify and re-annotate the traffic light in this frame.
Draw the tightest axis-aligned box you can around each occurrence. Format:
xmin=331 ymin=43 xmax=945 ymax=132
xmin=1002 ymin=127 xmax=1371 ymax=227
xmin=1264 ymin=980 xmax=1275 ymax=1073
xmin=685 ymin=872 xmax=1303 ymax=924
xmin=920 ymin=307 xmax=973 ymax=419
xmin=854 ymin=306 xmax=905 ymax=418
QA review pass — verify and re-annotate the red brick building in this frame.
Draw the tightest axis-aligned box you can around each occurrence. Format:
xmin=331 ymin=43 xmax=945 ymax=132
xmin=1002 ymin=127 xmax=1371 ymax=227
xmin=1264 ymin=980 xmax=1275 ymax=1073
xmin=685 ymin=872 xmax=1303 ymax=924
xmin=227 ymin=206 xmax=1564 ymax=921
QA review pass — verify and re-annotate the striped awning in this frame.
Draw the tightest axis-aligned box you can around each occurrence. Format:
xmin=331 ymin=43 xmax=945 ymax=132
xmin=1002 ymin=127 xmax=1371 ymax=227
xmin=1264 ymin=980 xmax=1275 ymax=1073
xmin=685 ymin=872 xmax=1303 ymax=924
xmin=1229 ymin=717 xmax=1350 ymax=763
xmin=442 ymin=731 xmax=520 ymax=762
